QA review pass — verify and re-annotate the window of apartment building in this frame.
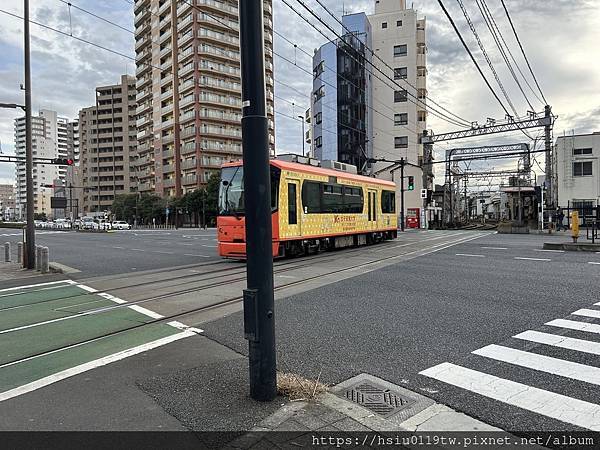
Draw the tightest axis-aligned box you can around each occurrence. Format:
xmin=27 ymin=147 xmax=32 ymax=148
xmin=397 ymin=20 xmax=403 ymax=27
xmin=395 ymin=137 xmax=408 ymax=149
xmin=315 ymin=136 xmax=322 ymax=147
xmin=417 ymin=67 xmax=427 ymax=77
xmin=573 ymin=200 xmax=595 ymax=209
xmin=315 ymin=112 xmax=322 ymax=124
xmin=313 ymin=61 xmax=324 ymax=78
xmin=394 ymin=89 xmax=407 ymax=102
xmin=418 ymin=111 xmax=427 ymax=122
xmin=574 ymin=148 xmax=593 ymax=155
xmin=394 ymin=44 xmax=407 ymax=57
xmin=573 ymin=161 xmax=593 ymax=176
xmin=382 ymin=22 xmax=388 ymax=29
xmin=314 ymin=86 xmax=325 ymax=102
xmin=394 ymin=113 xmax=408 ymax=126
xmin=394 ymin=67 xmax=407 ymax=79
xmin=417 ymin=88 xmax=427 ymax=99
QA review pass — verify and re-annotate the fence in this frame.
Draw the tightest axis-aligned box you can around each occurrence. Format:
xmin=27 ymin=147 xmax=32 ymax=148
xmin=555 ymin=205 xmax=599 ymax=242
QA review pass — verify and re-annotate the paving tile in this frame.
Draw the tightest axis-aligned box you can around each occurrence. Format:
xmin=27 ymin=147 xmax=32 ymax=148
xmin=332 ymin=417 xmax=371 ymax=432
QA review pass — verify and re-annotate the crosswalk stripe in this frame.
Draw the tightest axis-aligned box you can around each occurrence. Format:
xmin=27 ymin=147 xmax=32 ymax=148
xmin=473 ymin=344 xmax=600 ymax=386
xmin=419 ymin=362 xmax=600 ymax=431
xmin=546 ymin=319 xmax=600 ymax=334
xmin=572 ymin=309 xmax=600 ymax=319
xmin=514 ymin=330 xmax=600 ymax=356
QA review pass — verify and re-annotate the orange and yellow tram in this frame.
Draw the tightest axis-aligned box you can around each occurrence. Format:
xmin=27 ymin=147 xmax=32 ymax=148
xmin=217 ymin=159 xmax=398 ymax=258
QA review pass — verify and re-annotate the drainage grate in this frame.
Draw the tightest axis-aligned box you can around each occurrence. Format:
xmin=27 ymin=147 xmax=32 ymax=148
xmin=343 ymin=382 xmax=414 ymax=418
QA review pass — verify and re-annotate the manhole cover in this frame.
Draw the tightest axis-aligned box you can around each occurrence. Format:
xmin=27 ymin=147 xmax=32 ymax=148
xmin=343 ymin=382 xmax=414 ymax=418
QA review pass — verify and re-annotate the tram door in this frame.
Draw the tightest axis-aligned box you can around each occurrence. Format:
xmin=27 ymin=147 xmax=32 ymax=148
xmin=286 ymin=180 xmax=301 ymax=237
xmin=367 ymin=189 xmax=378 ymax=230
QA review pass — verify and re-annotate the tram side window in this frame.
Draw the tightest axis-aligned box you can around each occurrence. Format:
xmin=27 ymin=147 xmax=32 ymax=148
xmin=288 ymin=183 xmax=297 ymax=224
xmin=343 ymin=187 xmax=363 ymax=213
xmin=322 ymin=184 xmax=344 ymax=213
xmin=382 ymin=190 xmax=396 ymax=213
xmin=302 ymin=181 xmax=321 ymax=213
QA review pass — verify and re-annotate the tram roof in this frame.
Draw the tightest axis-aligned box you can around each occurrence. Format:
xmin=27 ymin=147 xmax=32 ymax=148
xmin=222 ymin=159 xmax=396 ymax=187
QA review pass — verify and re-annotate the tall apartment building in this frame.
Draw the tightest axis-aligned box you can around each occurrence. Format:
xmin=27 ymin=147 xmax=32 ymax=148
xmin=79 ymin=75 xmax=138 ymax=217
xmin=134 ymin=0 xmax=275 ymax=198
xmin=554 ymin=131 xmax=600 ymax=208
xmin=14 ymin=109 xmax=75 ymax=219
xmin=309 ymin=0 xmax=427 ymax=221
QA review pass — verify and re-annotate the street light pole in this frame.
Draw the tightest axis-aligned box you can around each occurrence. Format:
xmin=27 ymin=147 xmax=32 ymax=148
xmin=400 ymin=158 xmax=405 ymax=232
xmin=239 ymin=0 xmax=277 ymax=402
xmin=24 ymin=0 xmax=35 ymax=269
xmin=297 ymin=115 xmax=305 ymax=157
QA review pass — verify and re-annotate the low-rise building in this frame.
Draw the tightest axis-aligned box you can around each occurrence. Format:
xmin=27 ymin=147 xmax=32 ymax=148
xmin=554 ymin=131 xmax=600 ymax=208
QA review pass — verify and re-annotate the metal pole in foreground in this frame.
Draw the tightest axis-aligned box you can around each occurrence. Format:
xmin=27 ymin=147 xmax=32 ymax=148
xmin=239 ymin=0 xmax=277 ymax=402
xmin=24 ymin=0 xmax=35 ymax=269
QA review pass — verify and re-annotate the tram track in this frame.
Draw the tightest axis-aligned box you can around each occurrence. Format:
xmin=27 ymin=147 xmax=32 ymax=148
xmin=0 ymin=231 xmax=488 ymax=369
xmin=0 ymin=232 xmax=462 ymax=313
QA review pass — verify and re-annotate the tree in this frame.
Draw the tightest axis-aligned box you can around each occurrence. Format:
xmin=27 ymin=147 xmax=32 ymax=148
xmin=111 ymin=194 xmax=137 ymax=222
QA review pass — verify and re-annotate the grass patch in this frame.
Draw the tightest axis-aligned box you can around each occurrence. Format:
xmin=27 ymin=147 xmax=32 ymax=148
xmin=277 ymin=371 xmax=327 ymax=402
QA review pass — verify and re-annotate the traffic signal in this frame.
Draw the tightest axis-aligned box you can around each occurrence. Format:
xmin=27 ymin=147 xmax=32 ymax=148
xmin=52 ymin=158 xmax=74 ymax=166
xmin=407 ymin=176 xmax=415 ymax=191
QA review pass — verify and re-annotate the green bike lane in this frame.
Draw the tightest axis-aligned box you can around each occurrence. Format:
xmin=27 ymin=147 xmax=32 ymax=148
xmin=0 ymin=280 xmax=201 ymax=402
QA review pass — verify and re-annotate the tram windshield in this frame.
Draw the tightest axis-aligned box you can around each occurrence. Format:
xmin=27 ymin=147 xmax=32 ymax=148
xmin=219 ymin=165 xmax=280 ymax=216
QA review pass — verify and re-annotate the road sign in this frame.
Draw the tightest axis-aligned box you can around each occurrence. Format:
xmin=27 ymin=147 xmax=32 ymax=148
xmin=50 ymin=197 xmax=67 ymax=209
xmin=420 ymin=189 xmax=427 ymax=199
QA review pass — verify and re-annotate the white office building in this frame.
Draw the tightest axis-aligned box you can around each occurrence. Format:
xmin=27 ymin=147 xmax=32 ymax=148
xmin=554 ymin=132 xmax=600 ymax=208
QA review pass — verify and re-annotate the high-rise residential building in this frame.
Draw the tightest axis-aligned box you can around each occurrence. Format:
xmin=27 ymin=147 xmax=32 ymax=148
xmin=65 ymin=120 xmax=83 ymax=218
xmin=14 ymin=109 xmax=75 ymax=219
xmin=554 ymin=131 xmax=600 ymax=208
xmin=309 ymin=0 xmax=427 ymax=222
xmin=79 ymin=75 xmax=138 ymax=217
xmin=134 ymin=0 xmax=275 ymax=198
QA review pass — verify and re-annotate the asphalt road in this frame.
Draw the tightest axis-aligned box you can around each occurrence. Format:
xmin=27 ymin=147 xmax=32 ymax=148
xmin=203 ymin=232 xmax=600 ymax=432
xmin=0 ymin=228 xmax=219 ymax=277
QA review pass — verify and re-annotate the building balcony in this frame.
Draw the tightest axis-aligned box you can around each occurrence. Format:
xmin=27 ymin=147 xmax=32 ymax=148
xmin=136 ymin=101 xmax=152 ymax=116
xmin=179 ymin=78 xmax=196 ymax=93
xmin=159 ymin=45 xmax=171 ymax=59
xmin=135 ymin=36 xmax=150 ymax=52
xmin=180 ymin=94 xmax=196 ymax=108
xmin=162 ymin=164 xmax=175 ymax=174
xmin=417 ymin=76 xmax=426 ymax=90
xmin=180 ymin=110 xmax=196 ymax=123
xmin=158 ymin=0 xmax=170 ymax=14
xmin=137 ymin=129 xmax=153 ymax=140
xmin=136 ymin=89 xmax=152 ymax=103
xmin=158 ymin=15 xmax=171 ymax=30
xmin=160 ymin=73 xmax=173 ymax=87
xmin=198 ymin=29 xmax=240 ymax=47
xmin=181 ymin=127 xmax=196 ymax=138
xmin=178 ymin=31 xmax=195 ymax=48
xmin=163 ymin=178 xmax=176 ymax=188
xmin=159 ymin=28 xmax=172 ymax=45
xmin=176 ymin=0 xmax=192 ymax=16
xmin=136 ymin=75 xmax=152 ymax=90
xmin=160 ymin=58 xmax=173 ymax=71
xmin=138 ymin=182 xmax=153 ymax=191
xmin=182 ymin=175 xmax=197 ymax=185
xmin=181 ymin=143 xmax=196 ymax=155
xmin=179 ymin=62 xmax=195 ymax=77
xmin=134 ymin=8 xmax=150 ymax=26
xmin=197 ymin=0 xmax=238 ymax=17
xmin=160 ymin=89 xmax=173 ymax=100
xmin=181 ymin=159 xmax=197 ymax=170
xmin=178 ymin=13 xmax=194 ymax=31
xmin=162 ymin=118 xmax=175 ymax=128
xmin=162 ymin=134 xmax=175 ymax=145
xmin=417 ymin=53 xmax=426 ymax=67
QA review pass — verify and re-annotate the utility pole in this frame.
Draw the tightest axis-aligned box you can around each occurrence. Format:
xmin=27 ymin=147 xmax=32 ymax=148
xmin=543 ymin=105 xmax=552 ymax=208
xmin=239 ymin=0 xmax=277 ymax=402
xmin=24 ymin=0 xmax=35 ymax=269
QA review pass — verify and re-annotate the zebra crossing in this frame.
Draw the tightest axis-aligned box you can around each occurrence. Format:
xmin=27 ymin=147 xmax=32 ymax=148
xmin=420 ymin=301 xmax=600 ymax=431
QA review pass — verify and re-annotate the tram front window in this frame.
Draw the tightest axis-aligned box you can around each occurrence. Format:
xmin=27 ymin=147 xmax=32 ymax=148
xmin=219 ymin=166 xmax=280 ymax=216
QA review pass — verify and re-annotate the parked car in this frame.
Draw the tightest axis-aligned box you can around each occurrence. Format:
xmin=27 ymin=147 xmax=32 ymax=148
xmin=81 ymin=217 xmax=97 ymax=230
xmin=97 ymin=220 xmax=112 ymax=230
xmin=54 ymin=219 xmax=71 ymax=229
xmin=111 ymin=221 xmax=131 ymax=230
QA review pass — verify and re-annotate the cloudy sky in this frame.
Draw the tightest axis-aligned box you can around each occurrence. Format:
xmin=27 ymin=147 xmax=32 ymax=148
xmin=0 ymin=0 xmax=599 ymax=187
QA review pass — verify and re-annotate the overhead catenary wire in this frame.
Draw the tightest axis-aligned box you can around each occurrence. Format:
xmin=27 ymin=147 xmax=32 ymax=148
xmin=500 ymin=0 xmax=548 ymax=105
xmin=479 ymin=0 xmax=544 ymax=106
xmin=435 ymin=0 xmax=534 ymax=141
xmin=474 ymin=0 xmax=534 ymax=111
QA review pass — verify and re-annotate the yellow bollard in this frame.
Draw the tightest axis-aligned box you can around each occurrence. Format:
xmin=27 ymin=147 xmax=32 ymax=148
xmin=571 ymin=211 xmax=579 ymax=243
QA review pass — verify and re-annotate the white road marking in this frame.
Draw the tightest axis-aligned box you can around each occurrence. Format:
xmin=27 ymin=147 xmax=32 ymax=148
xmin=546 ymin=319 xmax=600 ymax=334
xmin=419 ymin=362 xmax=600 ymax=430
xmin=455 ymin=253 xmax=485 ymax=258
xmin=276 ymin=275 xmax=297 ymax=279
xmin=473 ymin=344 xmax=600 ymax=386
xmin=514 ymin=257 xmax=551 ymax=262
xmin=181 ymin=243 xmax=194 ymax=246
xmin=201 ymin=244 xmax=214 ymax=248
xmin=572 ymin=309 xmax=600 ymax=319
xmin=184 ymin=254 xmax=210 ymax=258
xmin=514 ymin=330 xmax=600 ymax=356
xmin=533 ymin=249 xmax=565 ymax=253
xmin=0 ymin=331 xmax=195 ymax=403
xmin=0 ymin=279 xmax=75 ymax=293
xmin=481 ymin=247 xmax=508 ymax=250
xmin=167 ymin=321 xmax=203 ymax=334
xmin=130 ymin=248 xmax=145 ymax=252
xmin=76 ymin=284 xmax=98 ymax=293
xmin=153 ymin=251 xmax=174 ymax=255
xmin=589 ymin=262 xmax=600 ymax=265
xmin=112 ymin=246 xmax=124 ymax=249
